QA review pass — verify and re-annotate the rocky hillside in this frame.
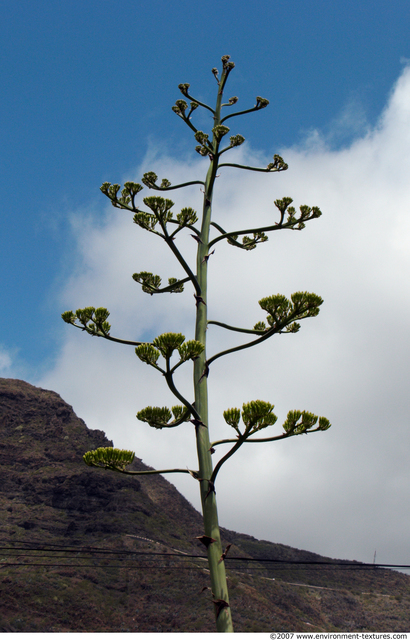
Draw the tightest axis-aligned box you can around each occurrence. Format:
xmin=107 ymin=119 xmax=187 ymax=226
xmin=0 ymin=378 xmax=409 ymax=632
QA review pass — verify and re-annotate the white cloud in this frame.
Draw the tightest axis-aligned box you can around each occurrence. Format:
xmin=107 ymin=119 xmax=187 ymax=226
xmin=38 ymin=64 xmax=410 ymax=566
xmin=0 ymin=346 xmax=13 ymax=374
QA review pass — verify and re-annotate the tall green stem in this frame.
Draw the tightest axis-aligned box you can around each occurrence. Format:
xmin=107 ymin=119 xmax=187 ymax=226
xmin=69 ymin=54 xmax=330 ymax=634
xmin=193 ymin=68 xmax=234 ymax=633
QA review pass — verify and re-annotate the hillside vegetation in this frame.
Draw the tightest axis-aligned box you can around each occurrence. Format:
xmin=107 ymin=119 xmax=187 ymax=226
xmin=0 ymin=378 xmax=409 ymax=632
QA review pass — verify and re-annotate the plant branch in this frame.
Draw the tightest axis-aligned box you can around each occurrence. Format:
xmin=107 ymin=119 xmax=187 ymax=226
xmin=95 ymin=465 xmax=196 ymax=477
xmin=220 ymin=105 xmax=264 ymax=123
xmin=138 ymin=276 xmax=191 ymax=295
xmin=146 ymin=179 xmax=205 ymax=191
xmin=207 ymin=320 xmax=265 ymax=335
xmin=169 ymin=221 xmax=201 ymax=239
xmin=218 ymin=162 xmax=284 ymax=172
xmin=209 ymin=222 xmax=243 ymax=248
xmin=209 ymin=221 xmax=287 ymax=249
xmin=211 ymin=430 xmax=300 ymax=448
xmin=242 ymin=425 xmax=324 ymax=442
xmin=210 ymin=437 xmax=245 ymax=485
xmin=206 ymin=325 xmax=281 ymax=368
xmin=164 ymin=357 xmax=200 ymax=421
xmin=210 ymin=425 xmax=324 ymax=483
xmin=178 ymin=86 xmax=215 ymax=115
xmin=162 ymin=233 xmax=201 ymax=296
xmin=66 ymin=323 xmax=145 ymax=348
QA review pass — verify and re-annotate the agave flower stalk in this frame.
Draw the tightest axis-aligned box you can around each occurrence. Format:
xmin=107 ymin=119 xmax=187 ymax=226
xmin=62 ymin=55 xmax=331 ymax=633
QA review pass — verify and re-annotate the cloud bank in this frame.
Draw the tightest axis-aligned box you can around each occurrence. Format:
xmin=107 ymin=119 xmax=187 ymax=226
xmin=38 ymin=64 xmax=410 ymax=566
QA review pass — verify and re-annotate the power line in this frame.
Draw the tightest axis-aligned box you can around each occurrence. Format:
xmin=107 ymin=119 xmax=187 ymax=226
xmin=1 ymin=541 xmax=409 ymax=570
xmin=0 ymin=556 xmax=408 ymax=571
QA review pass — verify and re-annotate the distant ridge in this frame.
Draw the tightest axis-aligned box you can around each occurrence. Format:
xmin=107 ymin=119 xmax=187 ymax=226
xmin=0 ymin=378 xmax=409 ymax=632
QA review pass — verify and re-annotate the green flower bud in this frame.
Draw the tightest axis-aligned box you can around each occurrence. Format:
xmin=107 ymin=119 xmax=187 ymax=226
xmin=242 ymin=400 xmax=277 ymax=432
xmin=242 ymin=232 xmax=268 ymax=250
xmin=256 ymin=96 xmax=269 ymax=109
xmin=283 ymin=410 xmax=320 ymax=434
xmin=172 ymin=405 xmax=189 ymax=421
xmin=242 ymin=236 xmax=255 ymax=250
xmin=230 ymin=134 xmax=245 ymax=147
xmin=178 ymin=340 xmax=204 ymax=362
xmin=319 ymin=417 xmax=331 ymax=431
xmin=176 ymin=207 xmax=198 ymax=227
xmin=83 ymin=447 xmax=135 ymax=470
xmin=290 ymin=292 xmax=323 ymax=316
xmin=123 ymin=182 xmax=143 ymax=196
xmin=223 ymin=407 xmax=241 ymax=431
xmin=108 ymin=184 xmax=121 ymax=199
xmin=274 ymin=197 xmax=293 ymax=214
xmin=175 ymin=99 xmax=188 ymax=112
xmin=267 ymin=155 xmax=288 ymax=172
xmin=212 ymin=125 xmax=230 ymax=141
xmin=142 ymin=172 xmax=158 ymax=188
xmin=167 ymin=277 xmax=184 ymax=293
xmin=285 ymin=322 xmax=300 ymax=333
xmin=178 ymin=83 xmax=190 ymax=97
xmin=135 ymin=343 xmax=160 ymax=365
xmin=76 ymin=307 xmax=95 ymax=325
xmin=259 ymin=295 xmax=290 ymax=318
xmin=61 ymin=310 xmax=75 ymax=324
xmin=100 ymin=182 xmax=122 ymax=202
xmin=153 ymin=332 xmax=185 ymax=358
xmin=133 ymin=212 xmax=157 ymax=231
xmin=299 ymin=205 xmax=312 ymax=219
xmin=94 ymin=307 xmax=110 ymax=323
xmin=137 ymin=406 xmax=172 ymax=429
xmin=282 ymin=410 xmax=302 ymax=433
xmin=142 ymin=196 xmax=174 ymax=224
xmin=221 ymin=55 xmax=235 ymax=71
xmin=195 ymin=131 xmax=209 ymax=145
xmin=132 ymin=271 xmax=162 ymax=293
xmin=100 ymin=182 xmax=111 ymax=195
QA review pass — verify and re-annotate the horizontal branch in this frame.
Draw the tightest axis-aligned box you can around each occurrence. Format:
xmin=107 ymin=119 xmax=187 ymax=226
xmin=209 ymin=218 xmax=304 ymax=249
xmin=217 ymin=162 xmax=283 ymax=173
xmin=206 ymin=325 xmax=280 ymax=368
xmin=180 ymin=90 xmax=215 ymax=116
xmin=243 ymin=426 xmax=324 ymax=442
xmin=207 ymin=320 xmax=265 ymax=336
xmin=209 ymin=221 xmax=243 ymax=249
xmin=212 ymin=430 xmax=296 ymax=448
xmin=139 ymin=276 xmax=191 ymax=295
xmin=146 ymin=179 xmax=205 ymax=191
xmin=220 ymin=105 xmax=262 ymax=123
xmin=67 ymin=323 xmax=144 ymax=348
xmin=210 ymin=426 xmax=324 ymax=484
xmin=98 ymin=465 xmax=196 ymax=477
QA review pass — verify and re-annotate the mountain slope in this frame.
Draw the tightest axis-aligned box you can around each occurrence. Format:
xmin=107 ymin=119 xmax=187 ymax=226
xmin=0 ymin=378 xmax=409 ymax=632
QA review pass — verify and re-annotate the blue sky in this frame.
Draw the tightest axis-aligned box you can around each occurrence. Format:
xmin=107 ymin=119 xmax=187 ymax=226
xmin=2 ymin=0 xmax=409 ymax=371
xmin=2 ymin=1 xmax=410 ymax=565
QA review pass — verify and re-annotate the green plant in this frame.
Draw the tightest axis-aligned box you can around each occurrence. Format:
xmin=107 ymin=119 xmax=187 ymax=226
xmin=62 ymin=55 xmax=330 ymax=633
